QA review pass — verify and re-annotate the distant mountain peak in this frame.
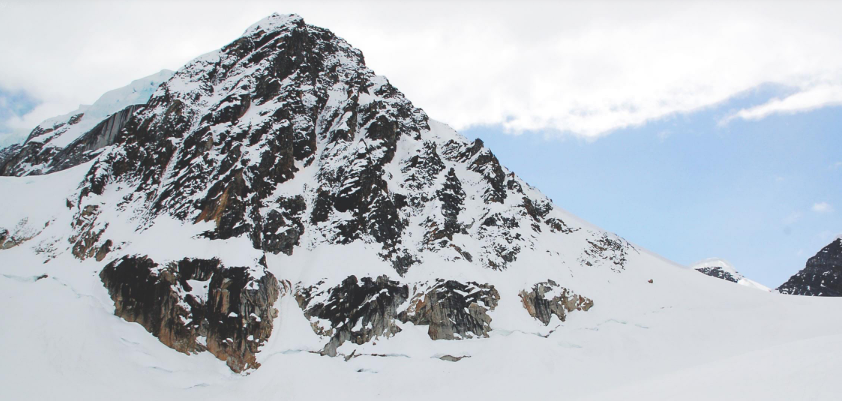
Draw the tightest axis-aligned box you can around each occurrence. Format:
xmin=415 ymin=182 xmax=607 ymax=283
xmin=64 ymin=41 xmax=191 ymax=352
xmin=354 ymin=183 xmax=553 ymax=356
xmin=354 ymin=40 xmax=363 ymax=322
xmin=690 ymin=258 xmax=770 ymax=291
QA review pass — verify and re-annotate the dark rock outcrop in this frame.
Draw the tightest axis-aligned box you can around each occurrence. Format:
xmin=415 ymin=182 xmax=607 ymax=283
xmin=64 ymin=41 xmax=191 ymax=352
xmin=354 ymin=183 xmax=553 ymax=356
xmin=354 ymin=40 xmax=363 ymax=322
xmin=778 ymin=238 xmax=842 ymax=296
xmin=0 ymin=143 xmax=21 ymax=168
xmin=295 ymin=275 xmax=408 ymax=356
xmin=402 ymin=280 xmax=500 ymax=340
xmin=296 ymin=276 xmax=500 ymax=352
xmin=100 ymin=255 xmax=281 ymax=372
xmin=695 ymin=266 xmax=739 ymax=283
xmin=580 ymin=233 xmax=630 ymax=272
xmin=519 ymin=280 xmax=593 ymax=325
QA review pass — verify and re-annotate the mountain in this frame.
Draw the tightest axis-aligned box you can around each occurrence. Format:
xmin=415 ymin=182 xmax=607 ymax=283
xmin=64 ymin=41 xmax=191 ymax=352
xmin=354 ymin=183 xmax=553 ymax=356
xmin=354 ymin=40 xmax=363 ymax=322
xmin=2 ymin=13 xmax=842 ymax=400
xmin=0 ymin=69 xmax=173 ymax=176
xmin=690 ymin=258 xmax=770 ymax=291
xmin=777 ymin=238 xmax=842 ymax=296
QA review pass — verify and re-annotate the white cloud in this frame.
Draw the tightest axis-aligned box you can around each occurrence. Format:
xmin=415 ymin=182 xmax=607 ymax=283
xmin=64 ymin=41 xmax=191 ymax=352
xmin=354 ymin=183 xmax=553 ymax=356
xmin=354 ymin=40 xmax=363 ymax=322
xmin=2 ymin=1 xmax=842 ymax=140
xmin=725 ymin=84 xmax=842 ymax=123
xmin=812 ymin=202 xmax=834 ymax=213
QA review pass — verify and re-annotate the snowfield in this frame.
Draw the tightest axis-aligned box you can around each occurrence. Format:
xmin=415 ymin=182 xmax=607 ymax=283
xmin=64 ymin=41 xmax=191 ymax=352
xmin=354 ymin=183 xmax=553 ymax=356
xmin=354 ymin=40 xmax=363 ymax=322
xmin=1 ymin=162 xmax=841 ymax=401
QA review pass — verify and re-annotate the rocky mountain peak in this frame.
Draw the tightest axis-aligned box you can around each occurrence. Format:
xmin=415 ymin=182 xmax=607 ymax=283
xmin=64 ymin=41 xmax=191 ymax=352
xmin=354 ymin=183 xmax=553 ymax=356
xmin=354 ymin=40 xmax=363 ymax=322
xmin=778 ymin=238 xmax=842 ymax=296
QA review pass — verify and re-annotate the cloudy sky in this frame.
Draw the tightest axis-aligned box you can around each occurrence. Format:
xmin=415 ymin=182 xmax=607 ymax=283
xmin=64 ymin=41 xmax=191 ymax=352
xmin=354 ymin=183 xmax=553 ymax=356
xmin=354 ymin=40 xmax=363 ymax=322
xmin=1 ymin=0 xmax=840 ymax=286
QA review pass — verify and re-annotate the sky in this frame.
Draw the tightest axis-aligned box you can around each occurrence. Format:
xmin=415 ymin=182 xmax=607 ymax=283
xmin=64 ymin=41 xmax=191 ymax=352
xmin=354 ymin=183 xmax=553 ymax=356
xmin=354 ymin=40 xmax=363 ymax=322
xmin=0 ymin=0 xmax=840 ymax=286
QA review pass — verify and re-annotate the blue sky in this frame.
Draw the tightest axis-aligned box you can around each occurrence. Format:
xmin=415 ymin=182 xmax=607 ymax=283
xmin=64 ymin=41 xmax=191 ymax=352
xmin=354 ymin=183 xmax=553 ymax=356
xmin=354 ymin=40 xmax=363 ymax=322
xmin=0 ymin=88 xmax=40 ymax=146
xmin=463 ymin=90 xmax=842 ymax=287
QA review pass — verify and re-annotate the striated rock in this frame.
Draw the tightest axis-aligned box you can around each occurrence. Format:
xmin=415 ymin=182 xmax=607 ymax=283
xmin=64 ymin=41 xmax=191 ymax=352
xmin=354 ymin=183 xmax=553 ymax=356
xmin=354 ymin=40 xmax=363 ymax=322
xmin=402 ymin=279 xmax=500 ymax=340
xmin=296 ymin=276 xmax=500 ymax=353
xmin=296 ymin=275 xmax=408 ymax=356
xmin=519 ymin=280 xmax=593 ymax=325
xmin=100 ymin=255 xmax=281 ymax=372
xmin=69 ymin=205 xmax=110 ymax=261
xmin=0 ymin=144 xmax=21 ymax=168
xmin=778 ymin=238 xmax=842 ymax=296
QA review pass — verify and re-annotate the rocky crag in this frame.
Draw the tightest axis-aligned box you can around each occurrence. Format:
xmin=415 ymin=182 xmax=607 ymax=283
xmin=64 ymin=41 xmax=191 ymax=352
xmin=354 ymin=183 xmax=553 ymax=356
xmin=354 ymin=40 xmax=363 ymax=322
xmin=778 ymin=238 xmax=842 ymax=296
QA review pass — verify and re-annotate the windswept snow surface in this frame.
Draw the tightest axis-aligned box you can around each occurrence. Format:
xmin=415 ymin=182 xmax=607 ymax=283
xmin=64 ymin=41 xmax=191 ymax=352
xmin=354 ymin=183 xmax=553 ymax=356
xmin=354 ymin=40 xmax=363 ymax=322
xmin=2 ymin=161 xmax=842 ymax=400
xmin=690 ymin=258 xmax=771 ymax=291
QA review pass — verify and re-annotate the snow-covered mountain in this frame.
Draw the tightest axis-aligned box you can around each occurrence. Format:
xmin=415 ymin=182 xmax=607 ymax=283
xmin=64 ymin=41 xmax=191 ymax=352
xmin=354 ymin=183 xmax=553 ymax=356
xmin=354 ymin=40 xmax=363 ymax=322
xmin=0 ymin=69 xmax=173 ymax=176
xmin=690 ymin=258 xmax=770 ymax=291
xmin=2 ymin=13 xmax=842 ymax=400
xmin=778 ymin=238 xmax=842 ymax=296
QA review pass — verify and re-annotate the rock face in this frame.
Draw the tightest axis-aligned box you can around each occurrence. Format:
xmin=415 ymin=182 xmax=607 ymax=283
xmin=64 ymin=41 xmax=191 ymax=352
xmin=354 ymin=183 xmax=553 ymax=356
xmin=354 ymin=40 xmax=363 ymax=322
xmin=296 ymin=275 xmax=408 ymax=356
xmin=778 ymin=238 xmax=842 ymax=296
xmin=100 ymin=256 xmax=282 ymax=372
xmin=695 ymin=266 xmax=739 ymax=283
xmin=0 ymin=144 xmax=21 ymax=168
xmin=403 ymin=280 xmax=500 ymax=340
xmin=296 ymin=277 xmax=501 ymax=355
xmin=519 ymin=280 xmax=593 ymax=325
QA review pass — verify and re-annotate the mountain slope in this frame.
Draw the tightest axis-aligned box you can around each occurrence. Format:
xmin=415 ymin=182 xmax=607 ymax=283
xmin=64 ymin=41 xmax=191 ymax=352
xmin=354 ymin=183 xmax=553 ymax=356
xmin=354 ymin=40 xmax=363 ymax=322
xmin=778 ymin=238 xmax=842 ymax=296
xmin=2 ymin=13 xmax=842 ymax=400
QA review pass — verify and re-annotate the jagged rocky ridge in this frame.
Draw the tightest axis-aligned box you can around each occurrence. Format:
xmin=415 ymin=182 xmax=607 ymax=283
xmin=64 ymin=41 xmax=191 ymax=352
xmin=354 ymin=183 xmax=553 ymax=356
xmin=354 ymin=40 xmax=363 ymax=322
xmin=778 ymin=238 xmax=842 ymax=296
xmin=0 ymin=14 xmax=640 ymax=371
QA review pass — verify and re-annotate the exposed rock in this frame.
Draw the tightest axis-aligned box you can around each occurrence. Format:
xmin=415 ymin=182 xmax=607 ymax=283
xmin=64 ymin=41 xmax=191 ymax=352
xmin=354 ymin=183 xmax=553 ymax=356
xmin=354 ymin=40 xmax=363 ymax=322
xmin=295 ymin=275 xmax=408 ymax=356
xmin=545 ymin=217 xmax=577 ymax=234
xmin=695 ymin=266 xmax=739 ymax=283
xmin=519 ymin=280 xmax=593 ymax=325
xmin=580 ymin=233 xmax=630 ymax=272
xmin=100 ymin=256 xmax=281 ymax=372
xmin=402 ymin=279 xmax=500 ymax=340
xmin=778 ymin=238 xmax=842 ymax=296
xmin=0 ymin=218 xmax=40 ymax=250
xmin=0 ymin=144 xmax=21 ymax=168
xmin=296 ymin=277 xmax=501 ymax=352
xmin=69 ymin=205 xmax=109 ymax=260
xmin=439 ymin=354 xmax=470 ymax=362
